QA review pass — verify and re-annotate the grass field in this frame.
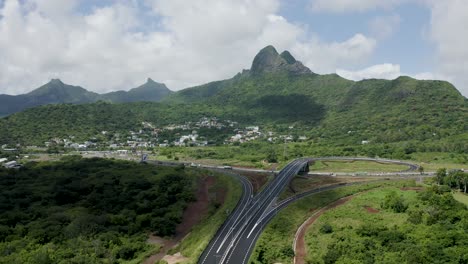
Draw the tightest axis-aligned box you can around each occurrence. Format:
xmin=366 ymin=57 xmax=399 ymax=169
xmin=310 ymin=160 xmax=411 ymax=173
xmin=304 ymin=187 xmax=419 ymax=263
xmin=453 ymin=191 xmax=468 ymax=206
xmin=249 ymin=180 xmax=417 ymax=264
xmin=280 ymin=175 xmax=381 ymax=199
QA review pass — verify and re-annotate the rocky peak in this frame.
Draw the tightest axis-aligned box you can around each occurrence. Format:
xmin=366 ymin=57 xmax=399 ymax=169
xmin=250 ymin=45 xmax=312 ymax=75
xmin=49 ymin=79 xmax=64 ymax=85
xmin=280 ymin=51 xmax=296 ymax=64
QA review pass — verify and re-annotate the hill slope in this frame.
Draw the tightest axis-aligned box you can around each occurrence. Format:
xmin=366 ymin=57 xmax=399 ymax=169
xmin=99 ymin=78 xmax=173 ymax=103
xmin=0 ymin=46 xmax=466 ymax=147
xmin=0 ymin=79 xmax=173 ymax=116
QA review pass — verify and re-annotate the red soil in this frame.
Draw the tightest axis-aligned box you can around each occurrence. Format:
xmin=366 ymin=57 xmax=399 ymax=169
xmin=144 ymin=176 xmax=216 ymax=264
xmin=241 ymin=171 xmax=269 ymax=193
xmin=400 ymin=187 xmax=424 ymax=191
xmin=364 ymin=205 xmax=380 ymax=213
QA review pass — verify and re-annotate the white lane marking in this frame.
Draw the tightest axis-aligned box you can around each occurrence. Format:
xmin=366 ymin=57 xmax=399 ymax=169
xmin=200 ymin=176 xmax=251 ymax=264
xmin=246 ymin=222 xmax=258 ymax=238
xmin=211 ymin=160 xmax=308 ymax=263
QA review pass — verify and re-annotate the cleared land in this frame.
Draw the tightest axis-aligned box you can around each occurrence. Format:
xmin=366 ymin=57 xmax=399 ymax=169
xmin=161 ymin=170 xmax=242 ymax=264
xmin=310 ymin=160 xmax=410 ymax=173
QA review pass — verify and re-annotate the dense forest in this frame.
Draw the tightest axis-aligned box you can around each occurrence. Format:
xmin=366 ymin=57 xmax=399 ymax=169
xmin=0 ymin=157 xmax=196 ymax=263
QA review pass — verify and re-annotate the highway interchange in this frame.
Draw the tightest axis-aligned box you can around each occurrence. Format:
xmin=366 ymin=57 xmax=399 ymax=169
xmin=197 ymin=157 xmax=420 ymax=264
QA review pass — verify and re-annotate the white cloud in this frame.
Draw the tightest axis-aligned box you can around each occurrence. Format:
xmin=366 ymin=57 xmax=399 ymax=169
xmin=337 ymin=63 xmax=402 ymax=80
xmin=0 ymin=0 xmax=378 ymax=95
xmin=369 ymin=14 xmax=401 ymax=40
xmin=309 ymin=0 xmax=404 ymax=13
xmin=293 ymin=34 xmax=377 ymax=74
xmin=427 ymin=0 xmax=468 ymax=96
xmin=336 ymin=63 xmax=452 ymax=84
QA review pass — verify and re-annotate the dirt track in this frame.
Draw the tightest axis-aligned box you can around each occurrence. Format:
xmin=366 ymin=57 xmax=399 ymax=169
xmin=294 ymin=196 xmax=355 ymax=264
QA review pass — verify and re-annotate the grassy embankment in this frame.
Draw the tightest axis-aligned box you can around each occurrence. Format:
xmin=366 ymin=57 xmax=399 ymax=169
xmin=310 ymin=160 xmax=409 ymax=173
xmin=453 ymin=191 xmax=468 ymax=206
xmin=249 ymin=180 xmax=417 ymax=264
xmin=165 ymin=170 xmax=242 ymax=264
xmin=150 ymin=145 xmax=466 ymax=172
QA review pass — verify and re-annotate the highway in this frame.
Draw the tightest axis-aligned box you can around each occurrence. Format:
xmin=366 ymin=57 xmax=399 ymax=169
xmin=199 ymin=158 xmax=310 ymax=264
xmin=197 ymin=157 xmax=421 ymax=264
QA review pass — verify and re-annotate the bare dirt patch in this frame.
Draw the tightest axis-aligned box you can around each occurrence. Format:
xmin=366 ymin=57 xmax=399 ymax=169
xmin=294 ymin=196 xmax=355 ymax=264
xmin=241 ymin=171 xmax=269 ymax=193
xmin=162 ymin=252 xmax=189 ymax=264
xmin=400 ymin=187 xmax=424 ymax=191
xmin=144 ymin=176 xmax=216 ymax=264
xmin=364 ymin=205 xmax=380 ymax=213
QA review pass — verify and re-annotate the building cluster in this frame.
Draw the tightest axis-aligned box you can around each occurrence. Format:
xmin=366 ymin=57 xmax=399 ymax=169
xmin=0 ymin=145 xmax=22 ymax=169
xmin=228 ymin=126 xmax=263 ymax=143
xmin=163 ymin=117 xmax=238 ymax=131
xmin=12 ymin=117 xmax=313 ymax=153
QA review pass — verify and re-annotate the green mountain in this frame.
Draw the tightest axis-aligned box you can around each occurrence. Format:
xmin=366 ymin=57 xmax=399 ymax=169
xmin=0 ymin=46 xmax=466 ymax=148
xmin=0 ymin=78 xmax=173 ymax=116
xmin=99 ymin=78 xmax=172 ymax=103
xmin=0 ymin=79 xmax=99 ymax=116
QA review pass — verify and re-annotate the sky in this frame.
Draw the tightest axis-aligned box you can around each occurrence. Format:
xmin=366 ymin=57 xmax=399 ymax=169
xmin=0 ymin=0 xmax=467 ymax=97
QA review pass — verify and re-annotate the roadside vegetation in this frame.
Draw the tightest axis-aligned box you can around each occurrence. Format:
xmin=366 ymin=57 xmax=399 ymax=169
xmin=148 ymin=141 xmax=467 ymax=171
xmin=0 ymin=157 xmax=200 ymax=263
xmin=305 ymin=186 xmax=468 ymax=263
xmin=280 ymin=176 xmax=381 ymax=199
xmin=167 ymin=172 xmax=242 ymax=263
xmin=310 ymin=160 xmax=409 ymax=173
xmin=250 ymin=180 xmax=416 ymax=264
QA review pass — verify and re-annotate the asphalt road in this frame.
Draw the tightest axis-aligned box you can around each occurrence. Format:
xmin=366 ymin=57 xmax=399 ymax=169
xmin=196 ymin=157 xmax=422 ymax=264
xmin=199 ymin=158 xmax=310 ymax=264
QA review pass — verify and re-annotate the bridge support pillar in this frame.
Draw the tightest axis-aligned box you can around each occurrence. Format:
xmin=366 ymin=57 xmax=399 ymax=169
xmin=298 ymin=163 xmax=309 ymax=175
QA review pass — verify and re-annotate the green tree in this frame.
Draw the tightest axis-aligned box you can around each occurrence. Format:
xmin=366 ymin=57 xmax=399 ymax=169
xmin=266 ymin=149 xmax=278 ymax=163
xmin=418 ymin=166 xmax=424 ymax=175
xmin=435 ymin=168 xmax=447 ymax=185
xmin=381 ymin=191 xmax=408 ymax=213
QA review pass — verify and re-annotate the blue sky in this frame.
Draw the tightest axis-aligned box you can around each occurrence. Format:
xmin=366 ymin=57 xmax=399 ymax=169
xmin=280 ymin=0 xmax=435 ymax=74
xmin=0 ymin=0 xmax=467 ymax=96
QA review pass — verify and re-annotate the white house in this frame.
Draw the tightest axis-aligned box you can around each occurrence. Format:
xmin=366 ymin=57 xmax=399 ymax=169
xmin=3 ymin=161 xmax=17 ymax=168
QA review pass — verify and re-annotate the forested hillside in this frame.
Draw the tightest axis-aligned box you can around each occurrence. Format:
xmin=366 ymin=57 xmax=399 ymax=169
xmin=0 ymin=157 xmax=195 ymax=263
xmin=0 ymin=78 xmax=172 ymax=117
xmin=0 ymin=46 xmax=466 ymax=149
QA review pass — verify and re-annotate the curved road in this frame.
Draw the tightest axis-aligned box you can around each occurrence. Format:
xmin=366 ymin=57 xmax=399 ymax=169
xmin=198 ymin=157 xmax=420 ymax=264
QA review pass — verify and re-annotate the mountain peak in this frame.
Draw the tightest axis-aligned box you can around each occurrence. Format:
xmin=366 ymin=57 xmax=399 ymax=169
xmin=147 ymin=78 xmax=156 ymax=84
xmin=280 ymin=51 xmax=296 ymax=64
xmin=251 ymin=45 xmax=312 ymax=75
xmin=49 ymin=78 xmax=64 ymax=85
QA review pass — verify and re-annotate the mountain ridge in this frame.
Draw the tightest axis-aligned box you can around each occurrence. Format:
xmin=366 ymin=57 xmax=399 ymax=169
xmin=0 ymin=45 xmax=466 ymax=147
xmin=0 ymin=78 xmax=173 ymax=116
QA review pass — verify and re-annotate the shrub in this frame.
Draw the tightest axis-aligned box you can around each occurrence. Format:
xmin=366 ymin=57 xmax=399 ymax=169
xmin=320 ymin=223 xmax=334 ymax=234
xmin=381 ymin=191 xmax=408 ymax=213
